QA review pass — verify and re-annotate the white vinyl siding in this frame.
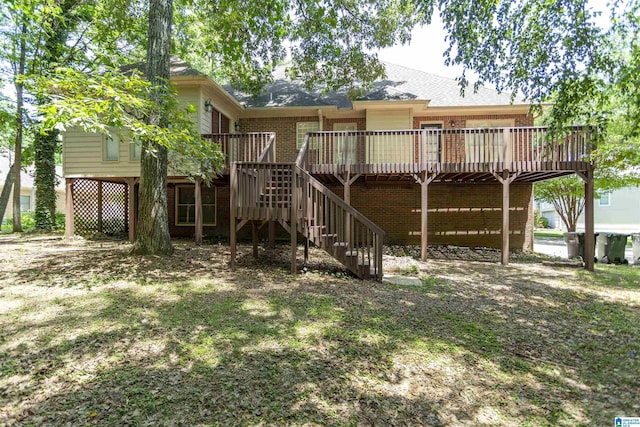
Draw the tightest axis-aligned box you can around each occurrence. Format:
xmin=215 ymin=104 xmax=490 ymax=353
xmin=366 ymin=109 xmax=412 ymax=164
xmin=63 ymin=129 xmax=141 ymax=178
xmin=176 ymin=185 xmax=216 ymax=226
xmin=296 ymin=122 xmax=319 ymax=149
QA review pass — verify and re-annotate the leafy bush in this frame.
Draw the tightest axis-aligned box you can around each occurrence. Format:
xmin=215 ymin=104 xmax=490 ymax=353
xmin=1 ymin=211 xmax=65 ymax=232
xmin=534 ymin=211 xmax=549 ymax=228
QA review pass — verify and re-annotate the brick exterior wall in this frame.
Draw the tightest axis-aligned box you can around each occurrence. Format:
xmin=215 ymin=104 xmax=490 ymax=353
xmin=167 ymin=177 xmax=235 ymax=240
xmin=239 ymin=116 xmax=319 ymax=163
xmin=326 ymin=181 xmax=534 ymax=250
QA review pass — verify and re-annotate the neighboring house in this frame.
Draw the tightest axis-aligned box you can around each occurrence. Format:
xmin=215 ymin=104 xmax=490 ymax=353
xmin=62 ymin=59 xmax=596 ymax=278
xmin=538 ymin=187 xmax=640 ymax=233
xmin=0 ymin=149 xmax=65 ymax=222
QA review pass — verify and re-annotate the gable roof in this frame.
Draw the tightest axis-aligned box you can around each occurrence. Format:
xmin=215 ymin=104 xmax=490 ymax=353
xmin=224 ymin=62 xmax=526 ymax=109
xmin=121 ymin=56 xmax=205 ymax=77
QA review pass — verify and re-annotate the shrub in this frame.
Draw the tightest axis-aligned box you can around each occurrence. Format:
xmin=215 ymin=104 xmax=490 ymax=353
xmin=1 ymin=212 xmax=65 ymax=232
xmin=534 ymin=211 xmax=550 ymax=228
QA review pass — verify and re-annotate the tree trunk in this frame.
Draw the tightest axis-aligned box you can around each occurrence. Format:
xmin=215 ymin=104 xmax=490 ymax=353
xmin=34 ymin=0 xmax=77 ymax=232
xmin=131 ymin=0 xmax=173 ymax=255
xmin=34 ymin=131 xmax=58 ymax=230
xmin=0 ymin=163 xmax=15 ymax=225
xmin=12 ymin=19 xmax=27 ymax=233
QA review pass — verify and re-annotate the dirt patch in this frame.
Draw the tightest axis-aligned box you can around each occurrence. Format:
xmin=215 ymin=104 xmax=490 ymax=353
xmin=1 ymin=234 xmax=639 ymax=426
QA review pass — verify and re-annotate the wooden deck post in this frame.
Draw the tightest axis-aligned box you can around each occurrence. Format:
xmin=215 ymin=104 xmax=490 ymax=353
xmin=124 ymin=178 xmax=137 ymax=243
xmin=421 ymin=176 xmax=429 ymax=261
xmin=230 ymin=163 xmax=237 ymax=270
xmin=194 ymin=178 xmax=203 ymax=245
xmin=418 ymin=172 xmax=437 ymax=261
xmin=290 ymin=167 xmax=298 ymax=274
xmin=97 ymin=180 xmax=103 ymax=233
xmin=65 ymin=179 xmax=75 ymax=238
xmin=580 ymin=167 xmax=595 ymax=272
xmin=501 ymin=170 xmax=510 ymax=265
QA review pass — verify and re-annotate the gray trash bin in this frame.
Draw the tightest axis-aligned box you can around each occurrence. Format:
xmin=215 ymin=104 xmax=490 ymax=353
xmin=597 ymin=232 xmax=629 ymax=264
xmin=596 ymin=233 xmax=609 ymax=263
xmin=631 ymin=233 xmax=640 ymax=265
xmin=564 ymin=232 xmax=580 ymax=259
xmin=577 ymin=232 xmax=598 ymax=263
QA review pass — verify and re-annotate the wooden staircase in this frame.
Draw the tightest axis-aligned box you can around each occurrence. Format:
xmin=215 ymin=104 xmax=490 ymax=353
xmin=229 ymin=138 xmax=384 ymax=280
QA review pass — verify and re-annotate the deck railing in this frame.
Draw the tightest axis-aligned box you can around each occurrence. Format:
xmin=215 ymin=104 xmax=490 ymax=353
xmin=296 ymin=167 xmax=385 ymax=279
xmin=202 ymin=132 xmax=276 ymax=168
xmin=298 ymin=126 xmax=593 ymax=174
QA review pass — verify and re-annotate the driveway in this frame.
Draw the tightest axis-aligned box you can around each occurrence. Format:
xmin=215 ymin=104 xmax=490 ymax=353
xmin=534 ymin=235 xmax=635 ymax=263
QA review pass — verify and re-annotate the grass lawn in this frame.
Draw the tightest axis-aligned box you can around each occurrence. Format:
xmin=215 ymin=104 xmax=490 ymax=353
xmin=534 ymin=229 xmax=565 ymax=239
xmin=1 ymin=235 xmax=639 ymax=426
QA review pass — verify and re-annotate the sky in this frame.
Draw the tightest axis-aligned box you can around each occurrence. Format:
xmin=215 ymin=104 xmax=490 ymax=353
xmin=376 ymin=0 xmax=614 ymax=80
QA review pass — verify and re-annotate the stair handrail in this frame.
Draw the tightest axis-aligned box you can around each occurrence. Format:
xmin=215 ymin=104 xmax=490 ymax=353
xmin=295 ymin=134 xmax=310 ymax=169
xmin=296 ymin=166 xmax=385 ymax=279
xmin=257 ymin=132 xmax=276 ymax=163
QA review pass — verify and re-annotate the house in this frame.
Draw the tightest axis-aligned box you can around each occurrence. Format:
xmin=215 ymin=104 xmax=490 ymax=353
xmin=62 ymin=59 xmax=597 ymax=278
xmin=538 ymin=187 xmax=640 ymax=233
xmin=0 ymin=149 xmax=65 ymax=223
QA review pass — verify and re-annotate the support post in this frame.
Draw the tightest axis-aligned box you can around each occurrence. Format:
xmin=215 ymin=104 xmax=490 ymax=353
xmin=290 ymin=167 xmax=298 ymax=274
xmin=417 ymin=171 xmax=436 ymax=261
xmin=230 ymin=163 xmax=237 ymax=269
xmin=125 ymin=178 xmax=137 ymax=243
xmin=65 ymin=179 xmax=75 ymax=238
xmin=97 ymin=180 xmax=103 ymax=233
xmin=421 ymin=176 xmax=429 ymax=261
xmin=583 ymin=167 xmax=595 ymax=272
xmin=501 ymin=170 xmax=510 ymax=265
xmin=194 ymin=178 xmax=203 ymax=245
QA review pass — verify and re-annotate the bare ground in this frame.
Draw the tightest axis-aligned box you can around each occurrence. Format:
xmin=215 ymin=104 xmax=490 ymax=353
xmin=0 ymin=234 xmax=639 ymax=426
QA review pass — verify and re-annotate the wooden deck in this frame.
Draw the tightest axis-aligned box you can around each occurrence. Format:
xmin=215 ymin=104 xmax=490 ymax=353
xmin=225 ymin=126 xmax=596 ymax=278
xmin=297 ymin=127 xmax=593 ymax=181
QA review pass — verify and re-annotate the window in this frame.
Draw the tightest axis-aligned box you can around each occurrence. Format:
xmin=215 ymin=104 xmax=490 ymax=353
xmin=333 ymin=123 xmax=357 ymax=164
xmin=598 ymin=192 xmax=611 ymax=206
xmin=103 ymin=133 xmax=120 ymax=161
xmin=296 ymin=121 xmax=319 ymax=149
xmin=420 ymin=123 xmax=443 ymax=163
xmin=464 ymin=119 xmax=514 ymax=163
xmin=130 ymin=138 xmax=142 ymax=161
xmin=20 ymin=195 xmax=31 ymax=212
xmin=176 ymin=185 xmax=216 ymax=226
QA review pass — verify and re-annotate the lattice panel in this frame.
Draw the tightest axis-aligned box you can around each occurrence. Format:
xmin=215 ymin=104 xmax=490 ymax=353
xmin=73 ymin=179 xmax=128 ymax=236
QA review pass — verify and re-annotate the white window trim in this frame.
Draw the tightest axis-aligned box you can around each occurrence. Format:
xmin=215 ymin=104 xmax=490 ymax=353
xmin=130 ymin=138 xmax=142 ymax=162
xmin=598 ymin=192 xmax=611 ymax=206
xmin=419 ymin=121 xmax=444 ymax=129
xmin=175 ymin=185 xmax=217 ymax=226
xmin=296 ymin=121 xmax=320 ymax=150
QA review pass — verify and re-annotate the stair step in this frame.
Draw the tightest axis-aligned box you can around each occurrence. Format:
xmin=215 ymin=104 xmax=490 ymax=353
xmin=358 ymin=261 xmax=371 ymax=278
xmin=333 ymin=241 xmax=347 ymax=258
